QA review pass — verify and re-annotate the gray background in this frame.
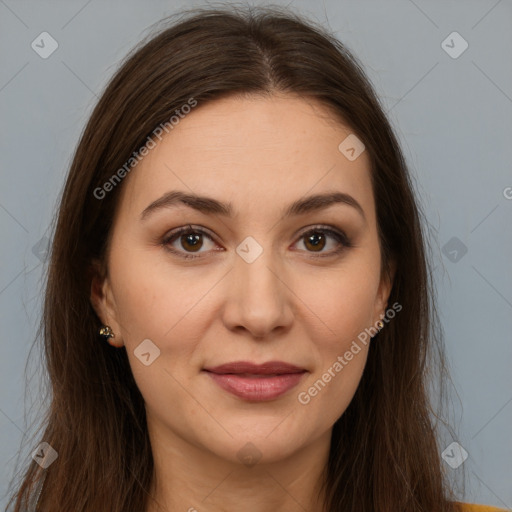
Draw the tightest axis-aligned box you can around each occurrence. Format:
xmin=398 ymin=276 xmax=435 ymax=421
xmin=1 ymin=0 xmax=511 ymax=509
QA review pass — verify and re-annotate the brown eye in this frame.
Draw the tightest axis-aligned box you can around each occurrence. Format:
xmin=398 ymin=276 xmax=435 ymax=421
xmin=162 ymin=224 xmax=352 ymax=260
xmin=303 ymin=231 xmax=327 ymax=252
xmin=162 ymin=226 xmax=218 ymax=259
xmin=295 ymin=227 xmax=352 ymax=257
xmin=179 ymin=232 xmax=203 ymax=252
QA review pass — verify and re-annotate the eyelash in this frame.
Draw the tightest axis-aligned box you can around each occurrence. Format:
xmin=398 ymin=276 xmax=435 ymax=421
xmin=161 ymin=224 xmax=353 ymax=260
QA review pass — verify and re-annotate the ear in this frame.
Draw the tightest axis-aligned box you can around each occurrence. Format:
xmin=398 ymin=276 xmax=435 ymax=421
xmin=373 ymin=258 xmax=396 ymax=324
xmin=89 ymin=259 xmax=124 ymax=347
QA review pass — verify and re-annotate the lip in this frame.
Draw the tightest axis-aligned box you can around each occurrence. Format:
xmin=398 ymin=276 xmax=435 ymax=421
xmin=204 ymin=361 xmax=306 ymax=375
xmin=203 ymin=361 xmax=307 ymax=401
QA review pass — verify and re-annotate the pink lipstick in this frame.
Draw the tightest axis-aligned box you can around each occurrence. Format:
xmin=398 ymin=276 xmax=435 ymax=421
xmin=203 ymin=361 xmax=307 ymax=401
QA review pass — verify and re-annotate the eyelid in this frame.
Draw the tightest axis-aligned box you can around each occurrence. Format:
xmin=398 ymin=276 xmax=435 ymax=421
xmin=161 ymin=223 xmax=352 ymax=259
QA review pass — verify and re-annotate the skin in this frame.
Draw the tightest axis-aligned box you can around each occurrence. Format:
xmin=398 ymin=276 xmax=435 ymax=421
xmin=91 ymin=93 xmax=395 ymax=512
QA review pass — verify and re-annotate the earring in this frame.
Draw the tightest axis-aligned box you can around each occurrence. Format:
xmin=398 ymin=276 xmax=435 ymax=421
xmin=99 ymin=325 xmax=115 ymax=340
xmin=376 ymin=320 xmax=385 ymax=330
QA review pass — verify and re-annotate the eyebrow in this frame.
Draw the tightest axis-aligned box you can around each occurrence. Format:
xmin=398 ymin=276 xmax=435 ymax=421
xmin=140 ymin=190 xmax=366 ymax=222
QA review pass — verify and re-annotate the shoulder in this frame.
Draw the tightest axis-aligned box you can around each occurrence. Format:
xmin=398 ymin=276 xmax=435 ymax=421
xmin=454 ymin=502 xmax=509 ymax=512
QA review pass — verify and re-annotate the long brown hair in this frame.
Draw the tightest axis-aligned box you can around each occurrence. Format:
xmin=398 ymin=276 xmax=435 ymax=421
xmin=6 ymin=5 xmax=462 ymax=511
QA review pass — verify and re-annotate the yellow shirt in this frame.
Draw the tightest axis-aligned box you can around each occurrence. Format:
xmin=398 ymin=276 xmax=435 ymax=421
xmin=456 ymin=502 xmax=509 ymax=512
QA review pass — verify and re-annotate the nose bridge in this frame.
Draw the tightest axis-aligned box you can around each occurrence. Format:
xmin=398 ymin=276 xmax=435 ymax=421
xmin=224 ymin=236 xmax=292 ymax=337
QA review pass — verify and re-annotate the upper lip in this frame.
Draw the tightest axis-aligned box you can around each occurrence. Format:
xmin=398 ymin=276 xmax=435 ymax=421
xmin=204 ymin=361 xmax=306 ymax=375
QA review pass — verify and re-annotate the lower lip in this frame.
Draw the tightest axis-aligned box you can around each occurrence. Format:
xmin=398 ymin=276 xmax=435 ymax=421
xmin=205 ymin=371 xmax=306 ymax=401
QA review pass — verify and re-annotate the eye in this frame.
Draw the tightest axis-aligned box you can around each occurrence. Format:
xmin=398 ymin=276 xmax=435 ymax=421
xmin=292 ymin=225 xmax=352 ymax=258
xmin=162 ymin=224 xmax=352 ymax=260
xmin=162 ymin=224 xmax=219 ymax=259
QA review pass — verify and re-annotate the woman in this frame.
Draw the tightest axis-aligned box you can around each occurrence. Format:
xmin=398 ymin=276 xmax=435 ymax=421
xmin=6 ymin=6 xmax=506 ymax=512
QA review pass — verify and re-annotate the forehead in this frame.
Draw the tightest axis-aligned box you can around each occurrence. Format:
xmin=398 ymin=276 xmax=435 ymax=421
xmin=117 ymin=94 xmax=375 ymax=223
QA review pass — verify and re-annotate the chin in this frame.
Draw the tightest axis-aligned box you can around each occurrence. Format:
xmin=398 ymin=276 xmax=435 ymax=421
xmin=196 ymin=418 xmax=313 ymax=466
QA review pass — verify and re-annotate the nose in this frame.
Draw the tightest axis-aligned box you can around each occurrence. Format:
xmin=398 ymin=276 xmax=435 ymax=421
xmin=221 ymin=247 xmax=294 ymax=340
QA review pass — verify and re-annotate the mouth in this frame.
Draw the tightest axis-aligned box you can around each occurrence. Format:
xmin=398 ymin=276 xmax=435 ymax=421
xmin=203 ymin=361 xmax=307 ymax=401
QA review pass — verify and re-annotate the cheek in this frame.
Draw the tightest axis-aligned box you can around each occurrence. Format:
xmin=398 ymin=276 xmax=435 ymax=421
xmin=109 ymin=244 xmax=197 ymax=334
xmin=108 ymin=248 xmax=219 ymax=373
xmin=297 ymin=259 xmax=381 ymax=352
xmin=107 ymin=253 xmax=208 ymax=409
xmin=295 ymin=327 xmax=370 ymax=434
xmin=295 ymin=286 xmax=372 ymax=431
xmin=291 ymin=257 xmax=378 ymax=422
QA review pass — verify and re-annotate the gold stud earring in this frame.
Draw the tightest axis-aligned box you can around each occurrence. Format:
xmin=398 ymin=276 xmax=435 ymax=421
xmin=99 ymin=325 xmax=115 ymax=340
xmin=376 ymin=320 xmax=385 ymax=330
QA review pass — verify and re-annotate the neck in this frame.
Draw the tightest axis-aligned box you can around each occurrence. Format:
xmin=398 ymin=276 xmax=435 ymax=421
xmin=145 ymin=426 xmax=331 ymax=512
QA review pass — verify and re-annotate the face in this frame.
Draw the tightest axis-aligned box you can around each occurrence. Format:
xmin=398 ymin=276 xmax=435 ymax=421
xmin=91 ymin=93 xmax=394 ymax=466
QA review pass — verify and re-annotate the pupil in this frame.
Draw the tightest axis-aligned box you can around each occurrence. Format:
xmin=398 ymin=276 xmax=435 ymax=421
xmin=183 ymin=233 xmax=201 ymax=251
xmin=307 ymin=232 xmax=325 ymax=251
